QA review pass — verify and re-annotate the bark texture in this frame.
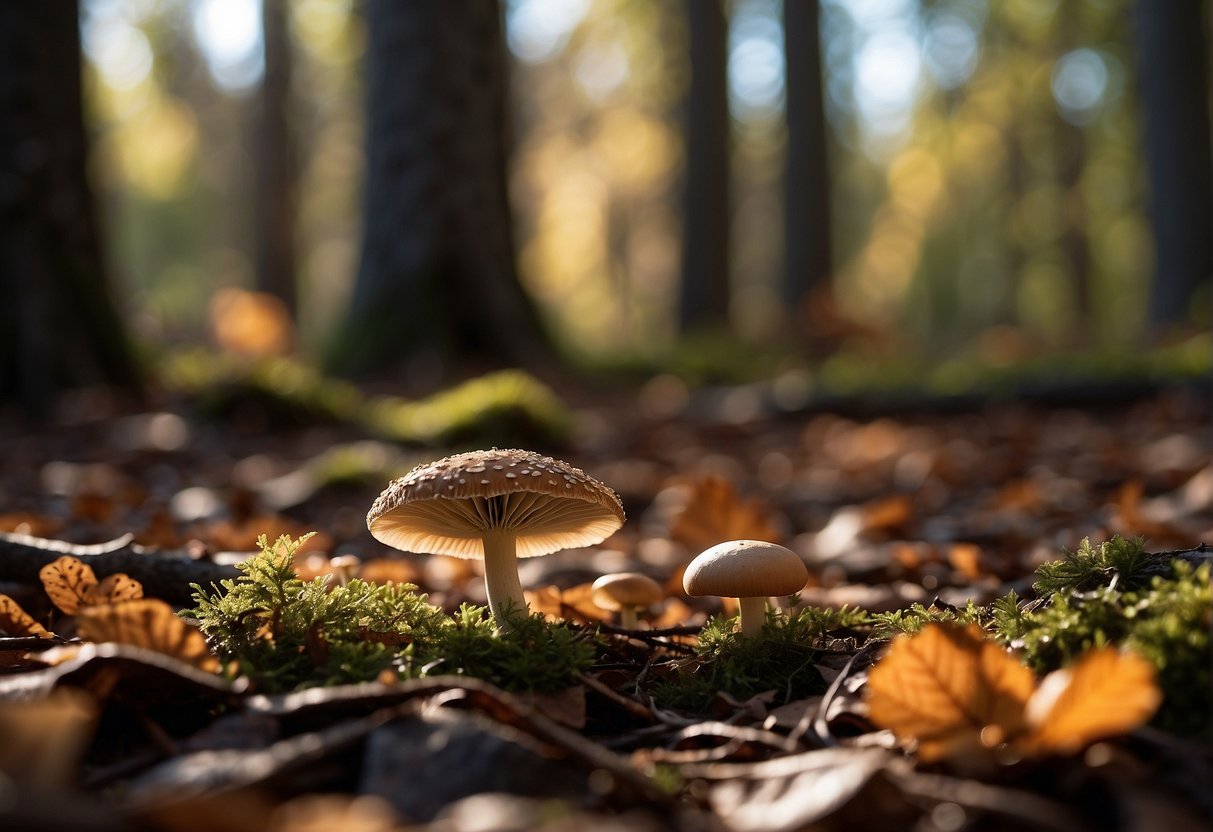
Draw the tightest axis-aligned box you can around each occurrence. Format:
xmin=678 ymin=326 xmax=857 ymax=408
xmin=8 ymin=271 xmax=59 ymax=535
xmin=334 ymin=0 xmax=550 ymax=377
xmin=0 ymin=1 xmax=140 ymax=415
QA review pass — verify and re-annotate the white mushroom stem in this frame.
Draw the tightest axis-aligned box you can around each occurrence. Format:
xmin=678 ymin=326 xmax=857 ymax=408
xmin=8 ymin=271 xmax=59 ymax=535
xmin=737 ymin=596 xmax=769 ymax=638
xmin=482 ymin=528 xmax=527 ymax=633
xmin=618 ymin=607 xmax=639 ymax=630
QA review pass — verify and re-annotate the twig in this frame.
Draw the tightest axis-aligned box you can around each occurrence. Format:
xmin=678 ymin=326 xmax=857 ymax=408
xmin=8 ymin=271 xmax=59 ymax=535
xmin=576 ymin=671 xmax=656 ymax=722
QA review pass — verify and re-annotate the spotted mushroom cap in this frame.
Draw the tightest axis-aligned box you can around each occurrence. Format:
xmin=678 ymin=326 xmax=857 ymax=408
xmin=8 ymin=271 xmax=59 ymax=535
xmin=682 ymin=539 xmax=809 ymax=598
xmin=367 ymin=448 xmax=625 ymax=559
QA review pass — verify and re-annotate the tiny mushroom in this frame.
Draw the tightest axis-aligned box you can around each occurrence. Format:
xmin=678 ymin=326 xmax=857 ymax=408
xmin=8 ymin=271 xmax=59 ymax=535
xmin=591 ymin=572 xmax=664 ymax=630
xmin=682 ymin=539 xmax=808 ymax=638
xmin=328 ymin=554 xmax=362 ymax=586
xmin=367 ymin=448 xmax=625 ymax=633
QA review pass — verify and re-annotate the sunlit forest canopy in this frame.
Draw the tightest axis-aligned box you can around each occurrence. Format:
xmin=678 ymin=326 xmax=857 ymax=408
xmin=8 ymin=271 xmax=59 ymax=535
xmin=81 ymin=0 xmax=1208 ymax=374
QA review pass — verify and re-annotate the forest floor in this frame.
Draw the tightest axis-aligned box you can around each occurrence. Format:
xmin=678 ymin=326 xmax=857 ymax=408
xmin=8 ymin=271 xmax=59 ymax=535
xmin=0 ymin=368 xmax=1210 ymax=831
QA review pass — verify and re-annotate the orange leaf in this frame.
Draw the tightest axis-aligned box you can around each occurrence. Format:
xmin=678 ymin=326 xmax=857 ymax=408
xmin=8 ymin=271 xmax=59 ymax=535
xmin=866 ymin=624 xmax=1035 ymax=761
xmin=669 ymin=475 xmax=783 ymax=554
xmin=82 ymin=573 xmax=144 ymax=607
xmin=76 ymin=600 xmax=220 ymax=673
xmin=39 ymin=556 xmax=98 ymax=615
xmin=1025 ymin=648 xmax=1161 ymax=756
xmin=0 ymin=595 xmax=51 ymax=638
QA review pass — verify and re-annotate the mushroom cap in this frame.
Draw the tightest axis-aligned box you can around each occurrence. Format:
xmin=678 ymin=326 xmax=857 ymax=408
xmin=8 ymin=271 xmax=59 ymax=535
xmin=682 ymin=539 xmax=808 ymax=598
xmin=367 ymin=448 xmax=625 ymax=559
xmin=591 ymin=572 xmax=664 ymax=611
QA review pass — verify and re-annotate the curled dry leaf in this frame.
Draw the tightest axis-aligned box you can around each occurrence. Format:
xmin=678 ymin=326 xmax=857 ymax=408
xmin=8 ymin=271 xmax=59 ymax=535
xmin=867 ymin=624 xmax=1163 ymax=762
xmin=39 ymin=555 xmax=144 ymax=614
xmin=866 ymin=624 xmax=1034 ymax=762
xmin=76 ymin=599 xmax=220 ymax=674
xmin=40 ymin=556 xmax=97 ymax=615
xmin=1025 ymin=648 xmax=1162 ymax=756
xmin=0 ymin=594 xmax=52 ymax=638
xmin=670 ymin=474 xmax=783 ymax=554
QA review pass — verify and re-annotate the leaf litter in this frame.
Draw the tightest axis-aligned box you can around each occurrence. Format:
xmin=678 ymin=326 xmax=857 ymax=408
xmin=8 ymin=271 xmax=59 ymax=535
xmin=0 ymin=384 xmax=1209 ymax=830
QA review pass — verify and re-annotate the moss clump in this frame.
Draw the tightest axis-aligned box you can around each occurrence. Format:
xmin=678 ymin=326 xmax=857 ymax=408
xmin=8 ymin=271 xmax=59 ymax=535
xmin=650 ymin=605 xmax=865 ymax=712
xmin=1001 ymin=542 xmax=1210 ymax=737
xmin=186 ymin=534 xmax=450 ymax=692
xmin=186 ymin=535 xmax=595 ymax=694
xmin=363 ymin=369 xmax=571 ymax=447
xmin=412 ymin=603 xmax=598 ymax=693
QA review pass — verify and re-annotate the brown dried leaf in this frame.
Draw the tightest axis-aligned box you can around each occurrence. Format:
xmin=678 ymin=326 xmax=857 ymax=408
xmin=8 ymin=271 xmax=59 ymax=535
xmin=670 ymin=475 xmax=783 ymax=553
xmin=866 ymin=624 xmax=1035 ymax=761
xmin=76 ymin=599 xmax=220 ymax=673
xmin=39 ymin=556 xmax=98 ymax=615
xmin=83 ymin=573 xmax=144 ymax=607
xmin=0 ymin=688 xmax=98 ymax=787
xmin=525 ymin=583 xmax=608 ymax=624
xmin=1025 ymin=648 xmax=1162 ymax=756
xmin=0 ymin=594 xmax=52 ymax=638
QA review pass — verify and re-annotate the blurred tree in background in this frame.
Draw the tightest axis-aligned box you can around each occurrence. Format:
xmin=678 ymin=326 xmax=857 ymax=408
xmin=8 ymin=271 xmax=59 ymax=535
xmin=331 ymin=0 xmax=552 ymax=379
xmin=0 ymin=0 xmax=140 ymax=414
xmin=1 ymin=0 xmax=1207 ymax=407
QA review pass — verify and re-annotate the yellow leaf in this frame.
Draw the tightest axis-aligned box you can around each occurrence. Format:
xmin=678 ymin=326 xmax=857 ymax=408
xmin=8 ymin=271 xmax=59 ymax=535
xmin=1025 ymin=648 xmax=1162 ymax=755
xmin=76 ymin=600 xmax=220 ymax=673
xmin=670 ymin=475 xmax=783 ymax=554
xmin=0 ymin=594 xmax=51 ymax=638
xmin=866 ymin=624 xmax=1035 ymax=761
xmin=39 ymin=556 xmax=97 ymax=615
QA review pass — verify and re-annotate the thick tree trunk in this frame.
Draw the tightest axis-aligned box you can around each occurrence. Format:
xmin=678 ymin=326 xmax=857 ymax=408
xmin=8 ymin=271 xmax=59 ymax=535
xmin=782 ymin=0 xmax=832 ymax=326
xmin=1133 ymin=0 xmax=1213 ymax=327
xmin=254 ymin=0 xmax=297 ymax=315
xmin=333 ymin=0 xmax=550 ymax=378
xmin=0 ymin=1 xmax=140 ymax=416
xmin=678 ymin=0 xmax=731 ymax=332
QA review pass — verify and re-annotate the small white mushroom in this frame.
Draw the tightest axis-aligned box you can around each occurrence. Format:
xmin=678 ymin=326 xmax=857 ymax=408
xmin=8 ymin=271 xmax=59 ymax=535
xmin=591 ymin=572 xmax=664 ymax=629
xmin=682 ymin=540 xmax=809 ymax=638
xmin=366 ymin=449 xmax=625 ymax=633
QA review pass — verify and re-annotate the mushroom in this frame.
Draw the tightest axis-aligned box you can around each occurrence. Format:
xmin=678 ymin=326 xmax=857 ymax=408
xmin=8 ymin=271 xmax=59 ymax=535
xmin=682 ymin=539 xmax=808 ymax=638
xmin=366 ymin=448 xmax=625 ymax=632
xmin=328 ymin=554 xmax=361 ymax=586
xmin=591 ymin=572 xmax=663 ymax=629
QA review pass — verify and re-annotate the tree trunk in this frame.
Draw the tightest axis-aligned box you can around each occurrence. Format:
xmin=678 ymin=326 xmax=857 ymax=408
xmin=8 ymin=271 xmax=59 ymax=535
xmin=1133 ymin=0 xmax=1213 ymax=327
xmin=254 ymin=0 xmax=297 ymax=316
xmin=0 ymin=1 xmax=140 ymax=416
xmin=782 ymin=0 xmax=832 ymax=327
xmin=678 ymin=0 xmax=731 ymax=332
xmin=332 ymin=0 xmax=550 ymax=378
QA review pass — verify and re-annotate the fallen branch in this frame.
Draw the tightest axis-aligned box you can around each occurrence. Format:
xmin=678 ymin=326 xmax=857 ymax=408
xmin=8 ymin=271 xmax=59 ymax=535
xmin=0 ymin=532 xmax=239 ymax=604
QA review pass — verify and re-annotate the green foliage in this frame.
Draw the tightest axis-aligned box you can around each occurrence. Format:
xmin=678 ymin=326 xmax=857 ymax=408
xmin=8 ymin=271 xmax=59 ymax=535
xmin=411 ymin=603 xmax=597 ymax=694
xmin=1004 ymin=558 xmax=1211 ymax=737
xmin=650 ymin=605 xmax=862 ymax=712
xmin=869 ymin=598 xmax=990 ymax=637
xmin=186 ymin=533 xmax=449 ymax=692
xmin=162 ymin=351 xmax=363 ymax=425
xmin=1032 ymin=535 xmax=1149 ymax=596
xmin=164 ymin=353 xmax=571 ymax=447
xmin=363 ymin=369 xmax=571 ymax=447
xmin=186 ymin=536 xmax=594 ymax=694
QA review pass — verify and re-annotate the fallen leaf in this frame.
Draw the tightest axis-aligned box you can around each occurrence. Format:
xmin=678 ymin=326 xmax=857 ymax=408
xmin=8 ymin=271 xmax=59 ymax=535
xmin=76 ymin=599 xmax=220 ymax=673
xmin=866 ymin=624 xmax=1034 ymax=761
xmin=946 ymin=543 xmax=984 ymax=581
xmin=1025 ymin=648 xmax=1161 ymax=755
xmin=83 ymin=573 xmax=144 ymax=607
xmin=0 ymin=688 xmax=98 ymax=787
xmin=670 ymin=475 xmax=783 ymax=554
xmin=0 ymin=594 xmax=52 ymax=638
xmin=40 ymin=556 xmax=98 ymax=615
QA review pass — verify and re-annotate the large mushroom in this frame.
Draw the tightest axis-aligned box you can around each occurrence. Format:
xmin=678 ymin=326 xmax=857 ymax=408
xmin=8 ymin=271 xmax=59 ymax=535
xmin=367 ymin=449 xmax=625 ymax=632
xmin=682 ymin=539 xmax=808 ymax=638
